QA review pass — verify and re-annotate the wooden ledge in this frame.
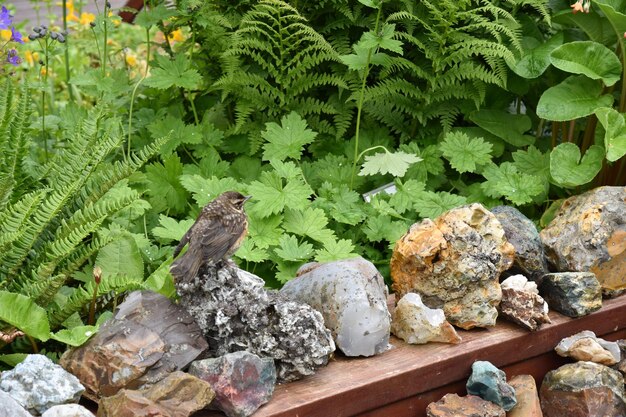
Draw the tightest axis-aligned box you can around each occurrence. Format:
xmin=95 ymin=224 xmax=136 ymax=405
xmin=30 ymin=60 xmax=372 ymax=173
xmin=201 ymin=295 xmax=626 ymax=417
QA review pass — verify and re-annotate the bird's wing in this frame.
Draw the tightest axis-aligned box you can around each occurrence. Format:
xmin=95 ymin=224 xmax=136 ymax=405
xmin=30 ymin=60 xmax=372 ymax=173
xmin=173 ymin=227 xmax=192 ymax=258
xmin=198 ymin=214 xmax=247 ymax=261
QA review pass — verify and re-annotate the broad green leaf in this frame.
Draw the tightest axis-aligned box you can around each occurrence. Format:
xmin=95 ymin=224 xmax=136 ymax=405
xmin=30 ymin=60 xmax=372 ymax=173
xmin=363 ymin=216 xmax=409 ymax=243
xmin=550 ymin=41 xmax=621 ymax=86
xmin=359 ymin=151 xmax=422 ymax=177
xmin=481 ymin=163 xmax=544 ymax=205
xmin=144 ymin=259 xmax=176 ymax=298
xmin=440 ymin=132 xmax=493 ymax=173
xmin=148 ymin=115 xmax=203 ymax=155
xmin=594 ymin=1 xmax=626 ymax=46
xmin=248 ymin=214 xmax=283 ymax=249
xmin=389 ymin=179 xmax=426 ymax=214
xmin=262 ymin=112 xmax=317 ymax=162
xmin=537 ymin=75 xmax=614 ymax=121
xmin=283 ymin=208 xmax=335 ymax=244
xmin=144 ymin=54 xmax=202 ymax=90
xmin=0 ymin=353 xmax=28 ymax=367
xmin=235 ymin=240 xmax=269 ymax=263
xmin=144 ymin=155 xmax=188 ymax=213
xmin=0 ymin=291 xmax=50 ymax=341
xmin=595 ymin=107 xmax=626 ymax=162
xmin=506 ymin=34 xmax=563 ymax=79
xmin=552 ymin=9 xmax=614 ymax=44
xmin=134 ymin=4 xmax=178 ymax=27
xmin=152 ymin=215 xmax=195 ymax=243
xmin=340 ymin=47 xmax=392 ymax=71
xmin=179 ymin=175 xmax=240 ymax=207
xmin=469 ymin=110 xmax=535 ymax=147
xmin=50 ymin=325 xmax=98 ymax=346
xmin=96 ymin=235 xmax=144 ymax=280
xmin=550 ymin=143 xmax=604 ymax=187
xmin=414 ymin=191 xmax=467 ymax=219
xmin=247 ymin=172 xmax=313 ymax=218
xmin=274 ymin=235 xmax=314 ymax=262
xmin=275 ymin=261 xmax=301 ymax=284
xmin=359 ymin=24 xmax=403 ymax=54
xmin=315 ymin=238 xmax=358 ymax=263
xmin=512 ymin=146 xmax=551 ymax=180
xmin=358 ymin=0 xmax=382 ymax=8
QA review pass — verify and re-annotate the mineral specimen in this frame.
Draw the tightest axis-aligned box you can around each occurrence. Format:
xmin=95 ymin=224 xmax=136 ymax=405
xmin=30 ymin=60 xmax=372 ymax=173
xmin=507 ymin=375 xmax=543 ymax=417
xmin=539 ymin=272 xmax=602 ymax=317
xmin=0 ymin=390 xmax=32 ymax=417
xmin=499 ymin=275 xmax=550 ymax=331
xmin=555 ymin=330 xmax=620 ymax=366
xmin=41 ymin=404 xmax=95 ymax=417
xmin=466 ymin=361 xmax=517 ymax=411
xmin=426 ymin=393 xmax=505 ymax=417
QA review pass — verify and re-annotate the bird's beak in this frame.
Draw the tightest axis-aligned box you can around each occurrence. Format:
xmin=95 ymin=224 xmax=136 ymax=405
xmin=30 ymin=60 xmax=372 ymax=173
xmin=243 ymin=195 xmax=252 ymax=203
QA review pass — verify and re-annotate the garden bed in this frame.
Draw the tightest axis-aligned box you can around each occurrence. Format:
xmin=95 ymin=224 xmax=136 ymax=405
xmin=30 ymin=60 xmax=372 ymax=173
xmin=199 ymin=295 xmax=626 ymax=417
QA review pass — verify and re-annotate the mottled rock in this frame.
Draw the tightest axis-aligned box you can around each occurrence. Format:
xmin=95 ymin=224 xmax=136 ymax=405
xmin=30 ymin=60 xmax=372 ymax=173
xmin=391 ymin=293 xmax=461 ymax=344
xmin=540 ymin=361 xmax=626 ymax=417
xmin=280 ymin=257 xmax=390 ymax=356
xmin=60 ymin=291 xmax=207 ymax=400
xmin=508 ymin=375 xmax=543 ymax=417
xmin=492 ymin=206 xmax=549 ymax=283
xmin=189 ymin=351 xmax=276 ymax=417
xmin=426 ymin=393 xmax=505 ymax=417
xmin=176 ymin=264 xmax=335 ymax=382
xmin=97 ymin=371 xmax=214 ymax=417
xmin=499 ymin=275 xmax=550 ymax=331
xmin=615 ymin=340 xmax=626 ymax=377
xmin=539 ymin=272 xmax=602 ymax=317
xmin=466 ymin=361 xmax=517 ymax=411
xmin=0 ymin=390 xmax=31 ymax=417
xmin=540 ymin=186 xmax=626 ymax=291
xmin=0 ymin=354 xmax=84 ymax=414
xmin=555 ymin=330 xmax=620 ymax=366
xmin=42 ymin=404 xmax=95 ymax=417
xmin=391 ymin=203 xmax=514 ymax=329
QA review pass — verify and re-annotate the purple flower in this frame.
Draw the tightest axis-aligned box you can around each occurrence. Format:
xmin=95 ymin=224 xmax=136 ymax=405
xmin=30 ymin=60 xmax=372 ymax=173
xmin=7 ymin=49 xmax=21 ymax=66
xmin=0 ymin=6 xmax=12 ymax=30
xmin=10 ymin=27 xmax=23 ymax=44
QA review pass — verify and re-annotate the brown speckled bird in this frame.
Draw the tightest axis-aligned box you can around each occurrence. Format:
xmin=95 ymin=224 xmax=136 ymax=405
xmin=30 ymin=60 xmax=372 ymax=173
xmin=170 ymin=191 xmax=251 ymax=282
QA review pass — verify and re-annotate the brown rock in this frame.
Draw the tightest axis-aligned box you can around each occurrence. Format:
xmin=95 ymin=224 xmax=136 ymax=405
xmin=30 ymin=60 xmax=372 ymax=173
xmin=540 ymin=186 xmax=626 ymax=291
xmin=555 ymin=331 xmax=620 ymax=366
xmin=391 ymin=203 xmax=514 ymax=329
xmin=97 ymin=371 xmax=214 ymax=417
xmin=426 ymin=393 xmax=505 ymax=417
xmin=508 ymin=375 xmax=542 ymax=417
xmin=499 ymin=277 xmax=551 ymax=331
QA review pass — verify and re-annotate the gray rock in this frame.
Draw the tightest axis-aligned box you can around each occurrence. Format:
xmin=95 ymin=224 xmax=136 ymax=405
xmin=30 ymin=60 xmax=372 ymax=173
xmin=41 ymin=404 xmax=95 ymax=417
xmin=176 ymin=264 xmax=335 ymax=382
xmin=0 ymin=354 xmax=84 ymax=415
xmin=539 ymin=272 xmax=602 ymax=317
xmin=189 ymin=351 xmax=276 ymax=417
xmin=556 ymin=330 xmax=621 ymax=366
xmin=280 ymin=257 xmax=390 ymax=356
xmin=0 ymin=390 xmax=31 ymax=417
xmin=492 ymin=205 xmax=549 ymax=283
xmin=466 ymin=361 xmax=517 ymax=411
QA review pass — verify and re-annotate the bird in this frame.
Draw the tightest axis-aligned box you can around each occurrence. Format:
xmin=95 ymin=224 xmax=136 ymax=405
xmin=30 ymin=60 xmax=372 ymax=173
xmin=170 ymin=191 xmax=251 ymax=282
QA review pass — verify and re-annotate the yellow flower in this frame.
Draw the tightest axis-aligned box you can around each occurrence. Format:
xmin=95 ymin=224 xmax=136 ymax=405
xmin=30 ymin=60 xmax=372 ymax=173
xmin=79 ymin=12 xmax=95 ymax=26
xmin=0 ymin=29 xmax=10 ymax=41
xmin=125 ymin=54 xmax=137 ymax=67
xmin=168 ymin=28 xmax=184 ymax=43
xmin=24 ymin=50 xmax=39 ymax=66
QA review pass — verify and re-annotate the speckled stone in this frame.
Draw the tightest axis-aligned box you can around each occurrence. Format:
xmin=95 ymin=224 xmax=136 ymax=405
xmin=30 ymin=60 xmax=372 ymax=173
xmin=466 ymin=361 xmax=517 ymax=411
xmin=539 ymin=272 xmax=602 ymax=317
xmin=499 ymin=275 xmax=550 ymax=331
xmin=426 ymin=393 xmax=505 ymax=417
xmin=555 ymin=330 xmax=620 ymax=366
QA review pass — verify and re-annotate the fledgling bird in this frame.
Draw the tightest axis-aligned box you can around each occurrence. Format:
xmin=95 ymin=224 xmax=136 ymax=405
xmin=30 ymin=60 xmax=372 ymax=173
xmin=170 ymin=191 xmax=251 ymax=282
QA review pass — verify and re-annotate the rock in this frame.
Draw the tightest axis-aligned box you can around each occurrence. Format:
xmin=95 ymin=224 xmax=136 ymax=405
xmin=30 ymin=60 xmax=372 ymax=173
xmin=0 ymin=354 xmax=84 ymax=414
xmin=189 ymin=351 xmax=276 ymax=417
xmin=499 ymin=275 xmax=550 ymax=331
xmin=390 ymin=292 xmax=461 ymax=344
xmin=97 ymin=371 xmax=214 ymax=417
xmin=466 ymin=361 xmax=517 ymax=411
xmin=176 ymin=264 xmax=335 ymax=382
xmin=60 ymin=290 xmax=208 ymax=400
xmin=491 ymin=206 xmax=549 ymax=284
xmin=42 ymin=404 xmax=95 ymax=417
xmin=540 ymin=361 xmax=626 ymax=417
xmin=538 ymin=272 xmax=602 ymax=317
xmin=280 ymin=257 xmax=390 ymax=356
xmin=0 ymin=390 xmax=32 ymax=417
xmin=615 ymin=340 xmax=626 ymax=377
xmin=426 ymin=393 xmax=505 ymax=417
xmin=391 ymin=203 xmax=514 ymax=329
xmin=508 ymin=375 xmax=543 ymax=417
xmin=540 ymin=186 xmax=626 ymax=292
xmin=555 ymin=330 xmax=620 ymax=366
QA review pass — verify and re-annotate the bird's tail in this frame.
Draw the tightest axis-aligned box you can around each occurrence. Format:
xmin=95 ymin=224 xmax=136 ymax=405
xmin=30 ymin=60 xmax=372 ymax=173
xmin=170 ymin=251 xmax=203 ymax=283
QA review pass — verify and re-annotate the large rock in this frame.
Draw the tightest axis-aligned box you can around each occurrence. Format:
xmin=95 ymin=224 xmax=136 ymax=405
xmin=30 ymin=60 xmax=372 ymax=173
xmin=0 ymin=390 xmax=32 ymax=417
xmin=189 ymin=351 xmax=276 ymax=417
xmin=426 ymin=393 xmax=505 ymax=417
xmin=391 ymin=203 xmax=514 ymax=329
xmin=0 ymin=354 xmax=84 ymax=414
xmin=499 ymin=275 xmax=550 ymax=331
xmin=280 ymin=257 xmax=390 ymax=356
xmin=97 ymin=371 xmax=214 ymax=417
xmin=508 ymin=375 xmax=543 ymax=417
xmin=466 ymin=361 xmax=517 ymax=411
xmin=60 ymin=291 xmax=208 ymax=400
xmin=42 ymin=404 xmax=95 ymax=417
xmin=391 ymin=292 xmax=461 ymax=345
xmin=540 ymin=186 xmax=626 ymax=292
xmin=492 ymin=206 xmax=549 ymax=283
xmin=539 ymin=272 xmax=602 ymax=317
xmin=555 ymin=330 xmax=620 ymax=366
xmin=176 ymin=264 xmax=335 ymax=382
xmin=540 ymin=361 xmax=626 ymax=417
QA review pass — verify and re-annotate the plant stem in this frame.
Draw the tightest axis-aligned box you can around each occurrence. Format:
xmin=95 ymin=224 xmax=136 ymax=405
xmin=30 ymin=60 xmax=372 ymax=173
xmin=62 ymin=0 xmax=73 ymax=101
xmin=127 ymin=26 xmax=151 ymax=159
xmin=26 ymin=335 xmax=39 ymax=353
xmin=102 ymin=1 xmax=108 ymax=80
xmin=42 ymin=39 xmax=49 ymax=161
xmin=88 ymin=280 xmax=100 ymax=326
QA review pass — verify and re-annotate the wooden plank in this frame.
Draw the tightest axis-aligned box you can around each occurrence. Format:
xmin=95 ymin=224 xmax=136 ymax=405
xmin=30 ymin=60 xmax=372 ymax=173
xmin=198 ymin=295 xmax=626 ymax=417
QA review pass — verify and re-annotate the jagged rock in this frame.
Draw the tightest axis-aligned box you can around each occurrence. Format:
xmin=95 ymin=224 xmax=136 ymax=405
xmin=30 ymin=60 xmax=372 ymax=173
xmin=0 ymin=354 xmax=84 ymax=414
xmin=539 ymin=272 xmax=602 ymax=317
xmin=466 ymin=361 xmax=517 ymax=411
xmin=280 ymin=257 xmax=390 ymax=356
xmin=540 ymin=186 xmax=626 ymax=292
xmin=97 ymin=371 xmax=214 ymax=417
xmin=555 ymin=330 xmax=620 ymax=366
xmin=189 ymin=351 xmax=276 ymax=417
xmin=0 ymin=390 xmax=32 ymax=417
xmin=60 ymin=291 xmax=207 ymax=400
xmin=491 ymin=206 xmax=549 ymax=283
xmin=508 ymin=375 xmax=543 ymax=417
xmin=499 ymin=275 xmax=550 ymax=331
xmin=176 ymin=264 xmax=335 ymax=382
xmin=391 ymin=203 xmax=514 ymax=329
xmin=391 ymin=292 xmax=461 ymax=345
xmin=426 ymin=393 xmax=505 ymax=417
xmin=42 ymin=404 xmax=95 ymax=417
xmin=540 ymin=361 xmax=626 ymax=417
xmin=615 ymin=340 xmax=626 ymax=377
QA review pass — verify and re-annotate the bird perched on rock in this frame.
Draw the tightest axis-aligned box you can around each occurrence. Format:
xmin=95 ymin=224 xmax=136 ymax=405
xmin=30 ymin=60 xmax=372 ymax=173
xmin=170 ymin=191 xmax=251 ymax=282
